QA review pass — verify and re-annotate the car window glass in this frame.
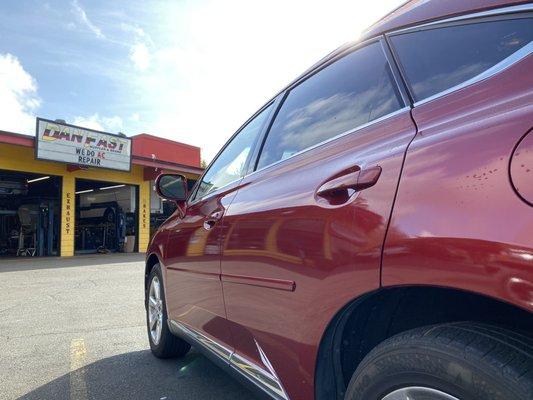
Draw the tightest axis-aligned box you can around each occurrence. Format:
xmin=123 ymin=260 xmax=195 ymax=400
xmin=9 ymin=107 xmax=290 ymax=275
xmin=390 ymin=17 xmax=533 ymax=101
xmin=256 ymin=41 xmax=402 ymax=170
xmin=192 ymin=104 xmax=272 ymax=201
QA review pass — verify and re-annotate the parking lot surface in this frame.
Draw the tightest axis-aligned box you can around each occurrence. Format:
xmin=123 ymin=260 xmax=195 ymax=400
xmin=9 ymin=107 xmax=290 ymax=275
xmin=0 ymin=254 xmax=259 ymax=400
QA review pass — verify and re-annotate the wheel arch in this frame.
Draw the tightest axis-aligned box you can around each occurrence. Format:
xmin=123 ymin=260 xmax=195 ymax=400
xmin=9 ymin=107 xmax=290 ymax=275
xmin=314 ymin=284 xmax=533 ymax=400
xmin=145 ymin=252 xmax=161 ymax=290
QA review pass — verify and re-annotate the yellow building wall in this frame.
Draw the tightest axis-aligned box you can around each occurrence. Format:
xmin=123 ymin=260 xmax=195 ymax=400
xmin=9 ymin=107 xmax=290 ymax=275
xmin=0 ymin=143 xmax=163 ymax=256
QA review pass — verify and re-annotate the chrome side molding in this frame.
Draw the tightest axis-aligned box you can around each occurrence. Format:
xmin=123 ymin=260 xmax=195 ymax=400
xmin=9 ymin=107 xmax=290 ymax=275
xmin=168 ymin=319 xmax=290 ymax=400
xmin=169 ymin=320 xmax=233 ymax=361
xmin=230 ymin=339 xmax=290 ymax=400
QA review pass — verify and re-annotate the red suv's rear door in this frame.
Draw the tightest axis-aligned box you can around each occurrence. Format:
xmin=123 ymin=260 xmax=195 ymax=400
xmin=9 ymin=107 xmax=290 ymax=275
xmin=220 ymin=39 xmax=416 ymax=399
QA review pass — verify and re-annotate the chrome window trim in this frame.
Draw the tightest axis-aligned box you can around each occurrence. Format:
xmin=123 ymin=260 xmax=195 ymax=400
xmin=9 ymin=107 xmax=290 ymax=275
xmin=186 ymin=176 xmax=243 ymax=207
xmin=389 ymin=3 xmax=533 ymax=36
xmin=185 ymin=106 xmax=410 ymax=205
xmin=253 ymin=39 xmax=407 ymax=173
xmin=187 ymin=99 xmax=277 ymax=205
xmin=412 ymin=42 xmax=533 ymax=107
xmin=169 ymin=319 xmax=290 ymax=400
xmin=187 ymin=99 xmax=280 ymax=207
xmin=379 ymin=37 xmax=411 ymax=106
xmin=386 ymin=5 xmax=533 ymax=106
xmin=281 ymin=36 xmax=381 ymax=94
xmin=250 ymin=106 xmax=411 ymax=177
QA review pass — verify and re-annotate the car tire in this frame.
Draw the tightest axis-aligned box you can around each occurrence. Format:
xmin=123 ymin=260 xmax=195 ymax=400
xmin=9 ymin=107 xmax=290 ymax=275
xmin=344 ymin=322 xmax=533 ymax=400
xmin=146 ymin=263 xmax=191 ymax=359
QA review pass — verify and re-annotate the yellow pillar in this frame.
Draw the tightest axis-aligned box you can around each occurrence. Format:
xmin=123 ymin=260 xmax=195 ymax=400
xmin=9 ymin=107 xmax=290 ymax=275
xmin=61 ymin=175 xmax=75 ymax=256
xmin=138 ymin=180 xmax=150 ymax=252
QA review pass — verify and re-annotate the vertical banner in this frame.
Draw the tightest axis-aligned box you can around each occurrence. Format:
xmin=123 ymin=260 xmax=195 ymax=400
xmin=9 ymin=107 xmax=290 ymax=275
xmin=61 ymin=176 xmax=75 ymax=256
xmin=138 ymin=181 xmax=150 ymax=252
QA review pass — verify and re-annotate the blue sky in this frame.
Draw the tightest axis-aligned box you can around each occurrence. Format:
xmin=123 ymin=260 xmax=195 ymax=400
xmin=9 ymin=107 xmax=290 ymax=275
xmin=0 ymin=0 xmax=402 ymax=161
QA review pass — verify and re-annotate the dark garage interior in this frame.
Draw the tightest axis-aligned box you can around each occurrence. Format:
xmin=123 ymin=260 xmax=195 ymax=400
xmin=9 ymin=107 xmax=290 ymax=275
xmin=0 ymin=170 xmax=61 ymax=257
xmin=75 ymin=178 xmax=138 ymax=254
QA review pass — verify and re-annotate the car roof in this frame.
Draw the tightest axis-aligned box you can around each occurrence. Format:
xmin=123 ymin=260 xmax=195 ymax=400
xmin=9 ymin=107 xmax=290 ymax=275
xmin=361 ymin=0 xmax=529 ymax=40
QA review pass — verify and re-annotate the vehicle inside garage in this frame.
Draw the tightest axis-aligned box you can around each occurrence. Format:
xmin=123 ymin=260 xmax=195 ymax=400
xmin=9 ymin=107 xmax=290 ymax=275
xmin=75 ymin=179 xmax=138 ymax=254
xmin=0 ymin=170 xmax=61 ymax=257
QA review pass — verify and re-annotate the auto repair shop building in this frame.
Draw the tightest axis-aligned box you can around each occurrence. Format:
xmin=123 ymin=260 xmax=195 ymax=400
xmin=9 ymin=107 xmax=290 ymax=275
xmin=0 ymin=118 xmax=203 ymax=257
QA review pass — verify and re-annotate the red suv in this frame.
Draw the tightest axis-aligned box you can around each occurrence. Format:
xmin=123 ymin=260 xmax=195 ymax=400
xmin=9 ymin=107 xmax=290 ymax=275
xmin=145 ymin=1 xmax=533 ymax=399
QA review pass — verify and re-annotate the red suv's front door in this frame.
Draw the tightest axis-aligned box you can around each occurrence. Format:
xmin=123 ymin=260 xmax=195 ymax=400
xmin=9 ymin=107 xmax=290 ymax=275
xmin=220 ymin=40 xmax=416 ymax=399
xmin=164 ymin=187 xmax=236 ymax=356
xmin=163 ymin=102 xmax=275 ymax=359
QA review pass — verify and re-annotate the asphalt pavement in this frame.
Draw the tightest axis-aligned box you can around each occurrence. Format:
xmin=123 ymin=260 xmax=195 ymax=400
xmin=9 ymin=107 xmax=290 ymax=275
xmin=0 ymin=254 xmax=259 ymax=400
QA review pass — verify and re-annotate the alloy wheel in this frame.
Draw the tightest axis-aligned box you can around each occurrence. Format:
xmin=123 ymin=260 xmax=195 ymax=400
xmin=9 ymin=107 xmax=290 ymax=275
xmin=148 ymin=276 xmax=163 ymax=345
xmin=382 ymin=387 xmax=460 ymax=400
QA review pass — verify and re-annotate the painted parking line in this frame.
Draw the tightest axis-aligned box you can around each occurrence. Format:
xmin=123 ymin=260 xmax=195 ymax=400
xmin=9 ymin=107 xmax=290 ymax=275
xmin=70 ymin=338 xmax=88 ymax=400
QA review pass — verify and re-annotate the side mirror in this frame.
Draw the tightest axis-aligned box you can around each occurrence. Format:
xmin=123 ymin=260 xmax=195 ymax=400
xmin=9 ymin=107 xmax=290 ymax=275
xmin=155 ymin=174 xmax=187 ymax=203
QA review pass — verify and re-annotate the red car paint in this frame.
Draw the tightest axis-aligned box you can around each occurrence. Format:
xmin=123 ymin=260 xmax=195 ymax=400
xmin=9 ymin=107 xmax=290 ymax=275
xmin=510 ymin=127 xmax=533 ymax=206
xmin=147 ymin=1 xmax=532 ymax=399
xmin=382 ymin=53 xmax=533 ymax=312
xmin=218 ymin=110 xmax=416 ymax=398
xmin=163 ymin=180 xmax=241 ymax=353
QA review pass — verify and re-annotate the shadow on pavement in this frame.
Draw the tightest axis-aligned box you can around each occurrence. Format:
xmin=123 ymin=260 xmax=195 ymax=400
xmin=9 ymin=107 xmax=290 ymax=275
xmin=0 ymin=253 xmax=145 ymax=273
xmin=18 ymin=348 xmax=258 ymax=400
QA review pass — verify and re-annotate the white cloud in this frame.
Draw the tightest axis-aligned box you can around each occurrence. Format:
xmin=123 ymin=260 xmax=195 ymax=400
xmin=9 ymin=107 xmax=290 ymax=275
xmin=122 ymin=22 xmax=152 ymax=72
xmin=0 ymin=53 xmax=40 ymax=134
xmin=73 ymin=114 xmax=123 ymax=132
xmin=72 ymin=114 xmax=103 ymax=130
xmin=130 ymin=43 xmax=151 ymax=71
xmin=102 ymin=115 xmax=123 ymax=131
xmin=120 ymin=23 xmax=145 ymax=38
xmin=130 ymin=112 xmax=140 ymax=122
xmin=71 ymin=0 xmax=105 ymax=39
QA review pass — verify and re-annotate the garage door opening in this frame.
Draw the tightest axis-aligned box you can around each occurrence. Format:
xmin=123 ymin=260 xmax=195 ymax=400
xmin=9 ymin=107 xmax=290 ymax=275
xmin=75 ymin=179 xmax=138 ymax=254
xmin=0 ymin=170 xmax=61 ymax=257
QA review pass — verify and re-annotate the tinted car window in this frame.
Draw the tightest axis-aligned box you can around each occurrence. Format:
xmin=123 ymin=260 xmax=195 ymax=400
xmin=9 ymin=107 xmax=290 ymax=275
xmin=192 ymin=104 xmax=272 ymax=201
xmin=256 ymin=42 xmax=402 ymax=170
xmin=391 ymin=17 xmax=533 ymax=101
